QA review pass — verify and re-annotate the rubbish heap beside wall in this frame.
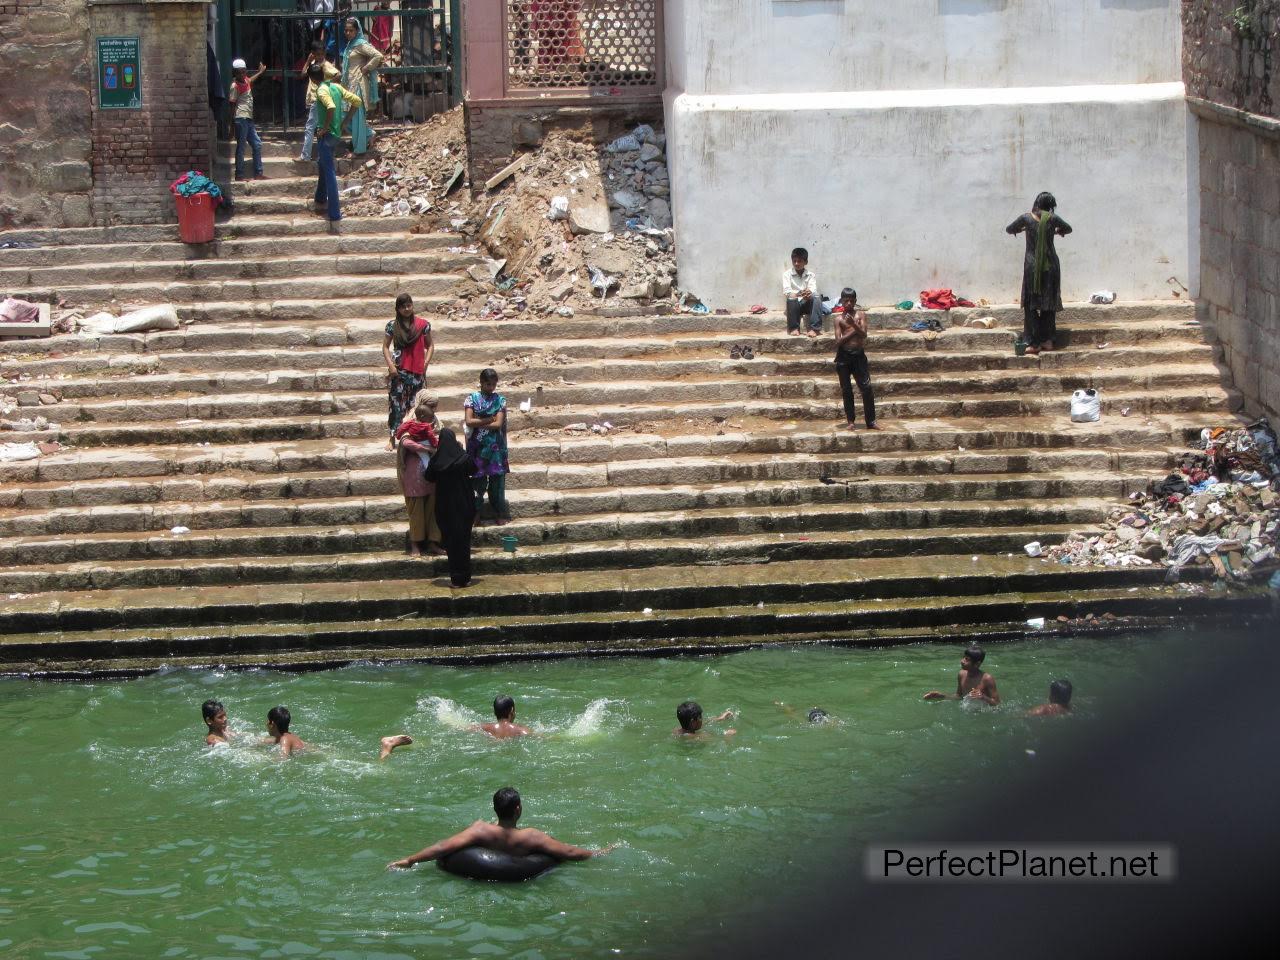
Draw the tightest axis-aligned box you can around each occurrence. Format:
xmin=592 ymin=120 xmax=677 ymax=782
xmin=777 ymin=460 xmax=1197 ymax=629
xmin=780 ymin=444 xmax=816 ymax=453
xmin=1184 ymin=0 xmax=1280 ymax=424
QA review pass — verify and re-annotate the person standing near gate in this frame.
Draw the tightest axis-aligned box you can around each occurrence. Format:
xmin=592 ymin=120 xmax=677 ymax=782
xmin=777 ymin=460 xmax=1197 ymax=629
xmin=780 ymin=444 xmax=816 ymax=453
xmin=228 ymin=58 xmax=268 ymax=181
xmin=309 ymin=62 xmax=363 ymax=223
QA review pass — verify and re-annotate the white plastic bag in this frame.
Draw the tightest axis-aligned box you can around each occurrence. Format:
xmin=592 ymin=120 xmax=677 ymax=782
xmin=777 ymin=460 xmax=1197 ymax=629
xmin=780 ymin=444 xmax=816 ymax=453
xmin=1070 ymin=388 xmax=1101 ymax=423
xmin=546 ymin=196 xmax=569 ymax=221
xmin=79 ymin=305 xmax=179 ymax=335
xmin=1090 ymin=290 xmax=1117 ymax=304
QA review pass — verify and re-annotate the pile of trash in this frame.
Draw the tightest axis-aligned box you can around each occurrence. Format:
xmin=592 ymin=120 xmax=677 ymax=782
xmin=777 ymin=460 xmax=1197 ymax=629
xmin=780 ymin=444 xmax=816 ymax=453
xmin=1045 ymin=420 xmax=1280 ymax=580
xmin=342 ymin=108 xmax=681 ymax=313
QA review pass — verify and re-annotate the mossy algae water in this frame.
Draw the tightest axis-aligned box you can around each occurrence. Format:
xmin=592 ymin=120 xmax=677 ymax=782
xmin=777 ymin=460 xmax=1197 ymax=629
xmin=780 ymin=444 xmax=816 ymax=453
xmin=0 ymin=634 xmax=1191 ymax=958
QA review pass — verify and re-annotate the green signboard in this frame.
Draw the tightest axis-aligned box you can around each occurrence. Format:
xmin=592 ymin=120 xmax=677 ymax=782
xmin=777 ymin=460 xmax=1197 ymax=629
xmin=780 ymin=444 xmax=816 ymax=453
xmin=97 ymin=36 xmax=142 ymax=110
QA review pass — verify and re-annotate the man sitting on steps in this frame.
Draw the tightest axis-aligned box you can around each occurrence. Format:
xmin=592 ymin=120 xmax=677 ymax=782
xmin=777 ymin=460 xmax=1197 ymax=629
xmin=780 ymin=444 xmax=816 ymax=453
xmin=782 ymin=247 xmax=830 ymax=338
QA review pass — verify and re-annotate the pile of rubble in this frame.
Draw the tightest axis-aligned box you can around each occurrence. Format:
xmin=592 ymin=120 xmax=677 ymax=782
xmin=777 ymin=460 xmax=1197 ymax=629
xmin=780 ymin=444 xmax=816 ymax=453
xmin=343 ymin=109 xmax=682 ymax=314
xmin=1045 ymin=421 xmax=1280 ymax=580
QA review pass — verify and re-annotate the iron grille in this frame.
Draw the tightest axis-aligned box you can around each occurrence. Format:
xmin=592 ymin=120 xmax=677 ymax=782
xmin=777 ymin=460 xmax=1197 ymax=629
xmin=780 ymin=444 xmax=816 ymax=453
xmin=505 ymin=0 xmax=661 ymax=93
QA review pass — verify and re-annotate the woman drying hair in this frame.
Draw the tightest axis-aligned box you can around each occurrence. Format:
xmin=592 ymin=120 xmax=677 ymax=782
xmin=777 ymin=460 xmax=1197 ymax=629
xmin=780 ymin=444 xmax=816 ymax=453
xmin=1007 ymin=191 xmax=1072 ymax=355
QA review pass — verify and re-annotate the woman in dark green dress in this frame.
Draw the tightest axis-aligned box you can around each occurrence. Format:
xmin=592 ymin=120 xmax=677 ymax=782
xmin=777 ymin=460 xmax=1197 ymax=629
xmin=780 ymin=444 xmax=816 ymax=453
xmin=1007 ymin=191 xmax=1072 ymax=355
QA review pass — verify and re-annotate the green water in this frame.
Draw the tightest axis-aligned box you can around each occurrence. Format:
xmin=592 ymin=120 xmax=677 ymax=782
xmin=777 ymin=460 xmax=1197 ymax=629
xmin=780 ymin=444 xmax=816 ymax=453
xmin=0 ymin=635 xmax=1191 ymax=958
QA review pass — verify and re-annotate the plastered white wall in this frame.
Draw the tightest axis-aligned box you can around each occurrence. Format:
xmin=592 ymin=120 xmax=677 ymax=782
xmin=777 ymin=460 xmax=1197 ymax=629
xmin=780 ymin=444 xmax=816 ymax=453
xmin=667 ymin=84 xmax=1190 ymax=307
xmin=665 ymin=0 xmax=1181 ymax=96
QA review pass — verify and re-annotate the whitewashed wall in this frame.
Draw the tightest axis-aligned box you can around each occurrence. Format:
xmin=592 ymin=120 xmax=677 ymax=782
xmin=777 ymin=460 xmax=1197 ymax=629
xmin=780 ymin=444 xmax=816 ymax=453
xmin=664 ymin=0 xmax=1192 ymax=307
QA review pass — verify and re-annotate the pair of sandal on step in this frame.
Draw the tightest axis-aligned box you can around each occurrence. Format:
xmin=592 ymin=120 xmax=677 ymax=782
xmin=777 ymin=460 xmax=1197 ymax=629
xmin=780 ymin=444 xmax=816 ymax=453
xmin=729 ymin=344 xmax=755 ymax=360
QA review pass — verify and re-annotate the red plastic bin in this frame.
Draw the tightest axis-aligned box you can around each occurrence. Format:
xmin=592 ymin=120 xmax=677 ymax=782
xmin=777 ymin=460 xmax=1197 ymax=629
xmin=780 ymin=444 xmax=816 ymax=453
xmin=175 ymin=192 xmax=216 ymax=243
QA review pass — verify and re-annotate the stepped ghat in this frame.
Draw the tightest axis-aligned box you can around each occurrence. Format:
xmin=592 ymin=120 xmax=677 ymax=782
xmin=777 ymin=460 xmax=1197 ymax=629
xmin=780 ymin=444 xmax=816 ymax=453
xmin=0 ymin=140 xmax=1270 ymax=675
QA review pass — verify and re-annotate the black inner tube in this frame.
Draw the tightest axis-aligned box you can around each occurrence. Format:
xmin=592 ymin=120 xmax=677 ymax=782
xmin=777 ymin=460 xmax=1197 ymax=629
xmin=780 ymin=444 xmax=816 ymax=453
xmin=438 ymin=846 xmax=558 ymax=882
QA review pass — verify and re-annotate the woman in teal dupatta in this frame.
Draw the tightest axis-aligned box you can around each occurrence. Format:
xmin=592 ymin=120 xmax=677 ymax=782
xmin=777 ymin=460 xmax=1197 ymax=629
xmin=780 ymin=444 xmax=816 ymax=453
xmin=1007 ymin=191 xmax=1072 ymax=355
xmin=341 ymin=17 xmax=383 ymax=155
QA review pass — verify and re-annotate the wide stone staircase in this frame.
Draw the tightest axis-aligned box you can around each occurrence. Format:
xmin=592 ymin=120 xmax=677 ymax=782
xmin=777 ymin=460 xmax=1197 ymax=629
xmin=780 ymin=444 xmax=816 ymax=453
xmin=0 ymin=147 xmax=1270 ymax=672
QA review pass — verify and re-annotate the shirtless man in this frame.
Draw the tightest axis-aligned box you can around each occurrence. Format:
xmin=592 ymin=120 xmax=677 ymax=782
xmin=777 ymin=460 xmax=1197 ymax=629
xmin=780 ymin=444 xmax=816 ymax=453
xmin=202 ymin=699 xmax=232 ymax=746
xmin=265 ymin=706 xmax=308 ymax=757
xmin=923 ymin=645 xmax=1001 ymax=706
xmin=674 ymin=700 xmax=736 ymax=736
xmin=472 ymin=695 xmax=533 ymax=739
xmin=1027 ymin=679 xmax=1072 ymax=717
xmin=387 ymin=787 xmax=613 ymax=869
xmin=832 ymin=287 xmax=879 ymax=431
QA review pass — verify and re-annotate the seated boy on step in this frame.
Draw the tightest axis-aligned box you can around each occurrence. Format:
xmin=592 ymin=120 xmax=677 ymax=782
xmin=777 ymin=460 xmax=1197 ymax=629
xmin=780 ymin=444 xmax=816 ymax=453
xmin=923 ymin=645 xmax=1001 ymax=706
xmin=782 ymin=247 xmax=830 ymax=338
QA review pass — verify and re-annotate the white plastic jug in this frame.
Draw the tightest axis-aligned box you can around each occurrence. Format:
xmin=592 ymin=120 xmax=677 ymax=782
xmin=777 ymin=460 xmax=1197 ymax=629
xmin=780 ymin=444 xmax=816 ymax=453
xmin=1070 ymin=388 xmax=1101 ymax=423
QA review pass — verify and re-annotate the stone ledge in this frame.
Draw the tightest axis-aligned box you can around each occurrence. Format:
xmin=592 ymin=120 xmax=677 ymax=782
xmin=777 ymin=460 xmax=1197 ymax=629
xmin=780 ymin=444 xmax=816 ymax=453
xmin=1188 ymin=95 xmax=1280 ymax=142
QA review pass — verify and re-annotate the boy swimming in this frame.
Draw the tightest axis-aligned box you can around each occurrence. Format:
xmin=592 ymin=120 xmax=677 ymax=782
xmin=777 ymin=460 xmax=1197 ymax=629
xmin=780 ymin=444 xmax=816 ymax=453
xmin=202 ymin=699 xmax=231 ymax=745
xmin=923 ymin=645 xmax=1001 ymax=706
xmin=472 ymin=695 xmax=533 ymax=739
xmin=674 ymin=700 xmax=736 ymax=737
xmin=1027 ymin=679 xmax=1073 ymax=717
xmin=266 ymin=706 xmax=308 ymax=757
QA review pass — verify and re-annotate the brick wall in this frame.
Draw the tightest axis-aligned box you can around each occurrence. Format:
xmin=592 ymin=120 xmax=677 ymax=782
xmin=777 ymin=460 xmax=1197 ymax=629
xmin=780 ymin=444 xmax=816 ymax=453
xmin=88 ymin=1 xmax=213 ymax=226
xmin=1184 ymin=1 xmax=1280 ymax=422
xmin=0 ymin=0 xmax=94 ymax=228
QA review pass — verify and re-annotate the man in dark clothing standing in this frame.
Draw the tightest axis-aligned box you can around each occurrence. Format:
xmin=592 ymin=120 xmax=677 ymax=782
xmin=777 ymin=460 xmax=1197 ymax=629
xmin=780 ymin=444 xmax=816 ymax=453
xmin=833 ymin=288 xmax=879 ymax=431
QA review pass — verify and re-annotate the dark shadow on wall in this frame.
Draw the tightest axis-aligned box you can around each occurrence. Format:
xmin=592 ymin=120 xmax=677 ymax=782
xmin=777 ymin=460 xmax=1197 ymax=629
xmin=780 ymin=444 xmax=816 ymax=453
xmin=938 ymin=0 xmax=1009 ymax=15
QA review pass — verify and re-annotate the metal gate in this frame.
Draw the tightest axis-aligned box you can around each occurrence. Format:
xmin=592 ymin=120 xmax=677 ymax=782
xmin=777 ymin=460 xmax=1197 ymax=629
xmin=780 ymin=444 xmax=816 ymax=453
xmin=226 ymin=0 xmax=461 ymax=130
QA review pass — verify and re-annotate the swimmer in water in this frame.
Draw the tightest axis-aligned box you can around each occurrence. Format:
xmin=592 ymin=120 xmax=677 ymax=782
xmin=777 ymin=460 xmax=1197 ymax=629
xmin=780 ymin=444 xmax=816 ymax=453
xmin=1027 ymin=679 xmax=1072 ymax=717
xmin=379 ymin=734 xmax=414 ymax=760
xmin=387 ymin=787 xmax=614 ymax=869
xmin=265 ymin=706 xmax=308 ymax=757
xmin=774 ymin=701 xmax=831 ymax=724
xmin=674 ymin=700 xmax=736 ymax=737
xmin=202 ymin=699 xmax=232 ymax=745
xmin=923 ymin=644 xmax=1001 ymax=706
xmin=471 ymin=695 xmax=533 ymax=739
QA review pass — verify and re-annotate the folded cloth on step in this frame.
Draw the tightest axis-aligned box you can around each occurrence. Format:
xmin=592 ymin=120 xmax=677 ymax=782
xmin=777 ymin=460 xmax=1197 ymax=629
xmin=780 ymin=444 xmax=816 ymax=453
xmin=0 ymin=297 xmax=41 ymax=323
xmin=920 ymin=288 xmax=975 ymax=310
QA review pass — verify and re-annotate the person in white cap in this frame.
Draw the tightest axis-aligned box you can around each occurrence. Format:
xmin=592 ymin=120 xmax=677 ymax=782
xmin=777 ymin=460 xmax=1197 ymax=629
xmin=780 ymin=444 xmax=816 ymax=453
xmin=229 ymin=57 xmax=268 ymax=181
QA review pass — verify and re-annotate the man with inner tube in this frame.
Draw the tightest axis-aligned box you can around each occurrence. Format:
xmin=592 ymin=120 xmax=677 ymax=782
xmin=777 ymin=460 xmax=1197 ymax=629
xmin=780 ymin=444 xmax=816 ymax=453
xmin=387 ymin=788 xmax=615 ymax=874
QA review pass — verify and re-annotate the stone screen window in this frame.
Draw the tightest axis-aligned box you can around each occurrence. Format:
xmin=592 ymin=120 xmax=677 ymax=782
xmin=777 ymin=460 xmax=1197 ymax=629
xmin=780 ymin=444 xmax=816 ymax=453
xmin=505 ymin=0 xmax=661 ymax=93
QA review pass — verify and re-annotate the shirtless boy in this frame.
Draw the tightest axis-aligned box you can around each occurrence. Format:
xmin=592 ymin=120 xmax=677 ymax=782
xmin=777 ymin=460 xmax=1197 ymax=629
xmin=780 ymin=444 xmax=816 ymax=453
xmin=202 ymin=699 xmax=232 ymax=746
xmin=674 ymin=700 xmax=736 ymax=736
xmin=472 ymin=695 xmax=533 ymax=739
xmin=1027 ymin=679 xmax=1072 ymax=717
xmin=387 ymin=787 xmax=613 ymax=869
xmin=265 ymin=706 xmax=308 ymax=757
xmin=833 ymin=287 xmax=879 ymax=431
xmin=924 ymin=645 xmax=1001 ymax=706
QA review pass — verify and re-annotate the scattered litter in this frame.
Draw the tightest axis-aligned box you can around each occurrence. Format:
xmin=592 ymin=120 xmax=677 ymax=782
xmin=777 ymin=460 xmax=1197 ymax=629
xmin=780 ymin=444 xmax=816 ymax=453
xmin=1024 ymin=541 xmax=1043 ymax=557
xmin=1069 ymin=388 xmax=1101 ymax=423
xmin=170 ymin=526 xmax=190 ymax=535
xmin=642 ymin=607 xmax=654 ymax=615
xmin=547 ymin=196 xmax=570 ymax=221
xmin=78 ymin=304 xmax=179 ymax=335
xmin=1026 ymin=617 xmax=1046 ymax=628
xmin=894 ymin=300 xmax=915 ymax=310
xmin=965 ymin=316 xmax=996 ymax=328
xmin=0 ymin=441 xmax=41 ymax=462
xmin=1089 ymin=291 xmax=1117 ymax=304
xmin=1121 ymin=407 xmax=1131 ymax=417
xmin=1095 ymin=341 xmax=1110 ymax=349
xmin=519 ymin=398 xmax=533 ymax=413
xmin=749 ymin=304 xmax=768 ymax=315
xmin=1049 ymin=420 xmax=1280 ymax=578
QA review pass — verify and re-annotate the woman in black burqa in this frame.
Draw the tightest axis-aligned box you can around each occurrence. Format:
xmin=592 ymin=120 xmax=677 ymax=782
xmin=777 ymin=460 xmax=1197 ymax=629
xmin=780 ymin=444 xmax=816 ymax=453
xmin=425 ymin=428 xmax=476 ymax=587
xmin=1007 ymin=191 xmax=1072 ymax=355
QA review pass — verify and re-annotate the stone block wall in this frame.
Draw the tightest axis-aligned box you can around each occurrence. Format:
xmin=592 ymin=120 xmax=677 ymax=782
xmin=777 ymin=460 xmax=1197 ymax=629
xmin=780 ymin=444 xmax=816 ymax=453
xmin=1184 ymin=1 xmax=1280 ymax=422
xmin=0 ymin=0 xmax=95 ymax=228
xmin=87 ymin=1 xmax=212 ymax=226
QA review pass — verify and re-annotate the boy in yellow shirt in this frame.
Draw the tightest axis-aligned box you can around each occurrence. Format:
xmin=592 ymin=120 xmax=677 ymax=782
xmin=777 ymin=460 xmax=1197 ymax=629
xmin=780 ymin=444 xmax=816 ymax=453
xmin=309 ymin=62 xmax=362 ymax=222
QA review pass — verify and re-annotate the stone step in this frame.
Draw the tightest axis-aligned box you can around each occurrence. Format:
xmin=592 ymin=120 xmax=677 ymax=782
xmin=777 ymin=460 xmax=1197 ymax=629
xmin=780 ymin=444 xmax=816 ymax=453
xmin=25 ymin=368 xmax=1229 ymax=425
xmin=0 ymin=444 xmax=1175 ymax=516
xmin=4 ymin=338 xmax=1216 ymax=383
xmin=0 ymin=470 xmax=1155 ymax=538
xmin=0 ymin=498 xmax=1113 ymax=566
xmin=0 ymin=250 xmax=479 ymax=289
xmin=22 ymin=364 xmax=1225 ymax=419
xmin=7 ymin=581 xmax=1265 ymax=676
xmin=1 ymin=416 xmax=1206 ymax=485
xmin=0 ymin=522 xmax=1092 ymax=594
xmin=225 ymin=175 xmax=341 ymax=198
xmin=8 ymin=385 xmax=1234 ymax=448
xmin=16 ymin=270 xmax=461 ymax=307
xmin=0 ymin=215 xmax=416 ymax=248
xmin=0 ymin=231 xmax=462 ymax=269
xmin=8 ymin=582 xmax=1268 ymax=675
xmin=0 ymin=553 xmax=1226 ymax=635
xmin=213 ymin=154 xmax=357 ymax=178
xmin=0 ymin=316 xmax=1209 ymax=367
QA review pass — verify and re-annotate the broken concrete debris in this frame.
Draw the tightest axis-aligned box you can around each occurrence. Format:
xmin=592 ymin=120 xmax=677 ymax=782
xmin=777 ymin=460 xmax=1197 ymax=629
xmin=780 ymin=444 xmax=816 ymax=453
xmin=1047 ymin=421 xmax=1280 ymax=581
xmin=343 ymin=108 xmax=685 ymax=316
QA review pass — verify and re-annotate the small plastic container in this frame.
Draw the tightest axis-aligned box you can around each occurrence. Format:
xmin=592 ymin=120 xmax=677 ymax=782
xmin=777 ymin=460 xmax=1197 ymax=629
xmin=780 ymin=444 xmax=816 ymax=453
xmin=175 ymin=193 xmax=215 ymax=243
xmin=501 ymin=535 xmax=518 ymax=553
